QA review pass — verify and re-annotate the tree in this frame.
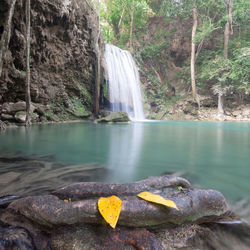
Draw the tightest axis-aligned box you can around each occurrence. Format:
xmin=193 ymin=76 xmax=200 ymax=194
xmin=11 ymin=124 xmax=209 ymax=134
xmin=101 ymin=0 xmax=152 ymax=49
xmin=93 ymin=0 xmax=101 ymax=117
xmin=190 ymin=5 xmax=200 ymax=108
xmin=25 ymin=0 xmax=31 ymax=126
xmin=86 ymin=0 xmax=101 ymax=116
xmin=128 ymin=5 xmax=134 ymax=50
xmin=217 ymin=0 xmax=233 ymax=116
xmin=158 ymin=0 xmax=217 ymax=108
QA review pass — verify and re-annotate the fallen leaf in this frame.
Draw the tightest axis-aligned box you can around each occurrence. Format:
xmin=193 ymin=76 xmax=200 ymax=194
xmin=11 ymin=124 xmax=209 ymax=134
xmin=98 ymin=195 xmax=122 ymax=228
xmin=137 ymin=192 xmax=179 ymax=210
xmin=63 ymin=198 xmax=71 ymax=203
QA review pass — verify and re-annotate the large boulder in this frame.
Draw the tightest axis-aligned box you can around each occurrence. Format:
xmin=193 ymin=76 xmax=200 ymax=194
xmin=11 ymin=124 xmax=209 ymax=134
xmin=1 ymin=113 xmax=14 ymax=121
xmin=1 ymin=102 xmax=36 ymax=123
xmin=14 ymin=111 xmax=26 ymax=123
xmin=1 ymin=175 xmax=249 ymax=249
xmin=3 ymin=175 xmax=228 ymax=228
xmin=96 ymin=112 xmax=130 ymax=123
xmin=2 ymin=101 xmax=34 ymax=114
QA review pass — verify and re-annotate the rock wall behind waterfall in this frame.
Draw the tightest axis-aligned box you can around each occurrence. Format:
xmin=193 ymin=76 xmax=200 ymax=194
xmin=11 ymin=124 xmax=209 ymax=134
xmin=0 ymin=0 xmax=100 ymax=122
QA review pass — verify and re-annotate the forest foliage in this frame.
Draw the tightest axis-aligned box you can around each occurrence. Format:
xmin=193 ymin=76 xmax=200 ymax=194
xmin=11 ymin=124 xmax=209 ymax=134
xmin=99 ymin=0 xmax=249 ymax=107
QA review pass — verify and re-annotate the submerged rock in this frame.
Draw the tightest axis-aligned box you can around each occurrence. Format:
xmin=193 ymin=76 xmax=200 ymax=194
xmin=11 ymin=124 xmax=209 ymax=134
xmin=0 ymin=152 xmax=110 ymax=197
xmin=96 ymin=112 xmax=130 ymax=123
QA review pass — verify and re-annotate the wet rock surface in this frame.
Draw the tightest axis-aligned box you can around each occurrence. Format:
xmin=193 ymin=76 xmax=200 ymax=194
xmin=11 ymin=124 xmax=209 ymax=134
xmin=4 ymin=183 xmax=228 ymax=228
xmin=52 ymin=175 xmax=191 ymax=199
xmin=96 ymin=112 xmax=130 ymax=123
xmin=0 ymin=226 xmax=34 ymax=250
xmin=51 ymin=225 xmax=163 ymax=250
xmin=0 ymin=175 xmax=249 ymax=249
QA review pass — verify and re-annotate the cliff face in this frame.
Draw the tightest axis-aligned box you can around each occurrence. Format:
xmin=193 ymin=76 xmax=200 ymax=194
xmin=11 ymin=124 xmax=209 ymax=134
xmin=0 ymin=0 xmax=99 ymax=122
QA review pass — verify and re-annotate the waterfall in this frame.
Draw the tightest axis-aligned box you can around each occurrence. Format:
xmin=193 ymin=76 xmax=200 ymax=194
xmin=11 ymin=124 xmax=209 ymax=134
xmin=104 ymin=44 xmax=145 ymax=121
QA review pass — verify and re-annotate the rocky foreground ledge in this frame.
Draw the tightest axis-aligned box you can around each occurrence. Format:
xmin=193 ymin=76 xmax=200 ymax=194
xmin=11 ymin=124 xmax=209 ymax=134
xmin=0 ymin=175 xmax=250 ymax=249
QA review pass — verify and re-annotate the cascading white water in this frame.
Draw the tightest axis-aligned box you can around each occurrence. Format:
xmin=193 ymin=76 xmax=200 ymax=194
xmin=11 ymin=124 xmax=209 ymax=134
xmin=104 ymin=44 xmax=145 ymax=121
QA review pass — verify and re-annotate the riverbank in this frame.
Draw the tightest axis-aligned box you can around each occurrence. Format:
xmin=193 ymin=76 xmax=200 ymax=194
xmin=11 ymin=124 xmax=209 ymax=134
xmin=146 ymin=95 xmax=250 ymax=122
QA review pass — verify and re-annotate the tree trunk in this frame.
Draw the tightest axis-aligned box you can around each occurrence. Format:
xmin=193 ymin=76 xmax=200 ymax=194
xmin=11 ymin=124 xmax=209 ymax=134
xmin=224 ymin=20 xmax=230 ymax=60
xmin=94 ymin=0 xmax=101 ymax=117
xmin=218 ymin=94 xmax=224 ymax=115
xmin=219 ymin=0 xmax=233 ymax=116
xmin=224 ymin=0 xmax=233 ymax=59
xmin=94 ymin=45 xmax=101 ymax=117
xmin=0 ymin=0 xmax=16 ymax=78
xmin=118 ymin=5 xmax=126 ymax=29
xmin=25 ymin=0 xmax=31 ymax=126
xmin=190 ymin=7 xmax=200 ymax=109
xmin=129 ymin=10 xmax=134 ymax=51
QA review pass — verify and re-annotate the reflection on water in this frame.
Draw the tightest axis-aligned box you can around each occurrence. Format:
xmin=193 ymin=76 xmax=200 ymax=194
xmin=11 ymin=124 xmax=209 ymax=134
xmin=107 ymin=122 xmax=144 ymax=182
xmin=0 ymin=121 xmax=250 ymax=203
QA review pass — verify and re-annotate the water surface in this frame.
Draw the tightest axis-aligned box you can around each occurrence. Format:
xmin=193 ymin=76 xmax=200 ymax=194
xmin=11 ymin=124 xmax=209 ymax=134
xmin=0 ymin=121 xmax=249 ymax=202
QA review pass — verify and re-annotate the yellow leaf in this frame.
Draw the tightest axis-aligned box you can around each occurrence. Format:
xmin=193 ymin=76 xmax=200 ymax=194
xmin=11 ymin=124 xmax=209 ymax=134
xmin=63 ymin=198 xmax=71 ymax=203
xmin=98 ymin=195 xmax=122 ymax=228
xmin=137 ymin=192 xmax=179 ymax=210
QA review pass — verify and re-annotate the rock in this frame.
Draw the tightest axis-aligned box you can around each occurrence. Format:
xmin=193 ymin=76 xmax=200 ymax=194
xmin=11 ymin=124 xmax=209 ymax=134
xmin=5 ymin=176 xmax=228 ymax=228
xmin=32 ymin=103 xmax=50 ymax=116
xmin=1 ymin=175 xmax=246 ymax=250
xmin=14 ymin=111 xmax=26 ymax=123
xmin=50 ymin=224 xmax=163 ymax=250
xmin=66 ymin=108 xmax=90 ymax=119
xmin=242 ymin=109 xmax=250 ymax=117
xmin=0 ymin=121 xmax=6 ymax=131
xmin=0 ymin=172 xmax=21 ymax=185
xmin=0 ymin=226 xmax=34 ymax=250
xmin=2 ymin=101 xmax=34 ymax=115
xmin=99 ymin=109 xmax=112 ymax=117
xmin=96 ymin=112 xmax=130 ymax=123
xmin=232 ymin=110 xmax=241 ymax=117
xmin=1 ymin=113 xmax=14 ymax=121
xmin=0 ymin=195 xmax=22 ymax=209
xmin=52 ymin=175 xmax=191 ymax=200
xmin=201 ymin=98 xmax=217 ymax=108
xmin=183 ymin=104 xmax=198 ymax=116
